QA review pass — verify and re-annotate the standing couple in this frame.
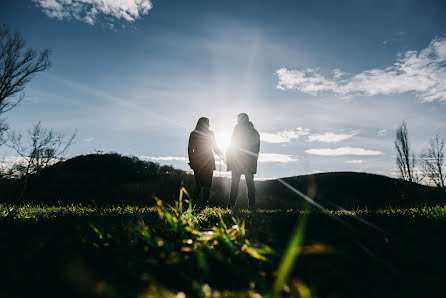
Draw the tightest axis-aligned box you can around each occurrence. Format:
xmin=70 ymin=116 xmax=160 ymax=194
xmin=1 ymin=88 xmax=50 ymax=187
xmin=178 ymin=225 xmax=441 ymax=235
xmin=188 ymin=113 xmax=260 ymax=210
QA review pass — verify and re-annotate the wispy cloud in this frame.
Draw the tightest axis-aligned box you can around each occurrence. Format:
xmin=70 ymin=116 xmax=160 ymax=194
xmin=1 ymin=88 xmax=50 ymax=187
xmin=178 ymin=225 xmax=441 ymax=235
xmin=33 ymin=0 xmax=153 ymax=25
xmin=83 ymin=137 xmax=95 ymax=142
xmin=346 ymin=159 xmax=364 ymax=164
xmin=261 ymin=127 xmax=359 ymax=144
xmin=0 ymin=156 xmax=59 ymax=170
xmin=276 ymin=37 xmax=446 ymax=102
xmin=377 ymin=129 xmax=388 ymax=137
xmin=307 ymin=130 xmax=359 ymax=143
xmin=260 ymin=127 xmax=309 ymax=143
xmin=258 ymin=153 xmax=298 ymax=163
xmin=140 ymin=156 xmax=188 ymax=162
xmin=0 ymin=157 xmax=26 ymax=167
xmin=141 ymin=154 xmax=297 ymax=164
xmin=305 ymin=147 xmax=383 ymax=156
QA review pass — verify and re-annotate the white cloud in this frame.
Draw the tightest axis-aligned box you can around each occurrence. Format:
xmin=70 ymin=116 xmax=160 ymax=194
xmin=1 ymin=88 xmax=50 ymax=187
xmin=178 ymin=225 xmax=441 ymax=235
xmin=83 ymin=137 xmax=95 ymax=142
xmin=377 ymin=129 xmax=388 ymax=137
xmin=276 ymin=37 xmax=446 ymax=102
xmin=33 ymin=0 xmax=153 ymax=25
xmin=140 ymin=156 xmax=188 ymax=162
xmin=307 ymin=130 xmax=359 ymax=143
xmin=258 ymin=153 xmax=298 ymax=163
xmin=332 ymin=69 xmax=346 ymax=79
xmin=346 ymin=160 xmax=364 ymax=164
xmin=260 ymin=127 xmax=309 ymax=143
xmin=0 ymin=156 xmax=59 ymax=171
xmin=305 ymin=147 xmax=383 ymax=156
xmin=0 ymin=156 xmax=27 ymax=168
xmin=141 ymin=154 xmax=297 ymax=164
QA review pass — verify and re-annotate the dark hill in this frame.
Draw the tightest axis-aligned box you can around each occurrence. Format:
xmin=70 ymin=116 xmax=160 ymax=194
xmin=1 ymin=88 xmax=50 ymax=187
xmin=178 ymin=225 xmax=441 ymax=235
xmin=0 ymin=153 xmax=192 ymax=205
xmin=0 ymin=153 xmax=444 ymax=208
xmin=253 ymin=172 xmax=445 ymax=209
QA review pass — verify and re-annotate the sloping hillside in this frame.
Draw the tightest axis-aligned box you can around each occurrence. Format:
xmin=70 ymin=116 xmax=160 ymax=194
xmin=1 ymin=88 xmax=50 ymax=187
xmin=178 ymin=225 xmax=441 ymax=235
xmin=1 ymin=154 xmax=444 ymax=208
xmin=253 ymin=172 xmax=445 ymax=209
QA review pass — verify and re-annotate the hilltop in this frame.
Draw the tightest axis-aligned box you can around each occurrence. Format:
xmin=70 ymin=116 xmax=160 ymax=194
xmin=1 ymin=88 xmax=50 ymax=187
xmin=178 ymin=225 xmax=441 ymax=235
xmin=0 ymin=153 xmax=444 ymax=208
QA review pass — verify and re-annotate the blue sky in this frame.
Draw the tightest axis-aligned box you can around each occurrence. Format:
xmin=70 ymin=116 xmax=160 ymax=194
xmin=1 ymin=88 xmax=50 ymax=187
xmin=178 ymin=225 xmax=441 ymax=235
xmin=1 ymin=0 xmax=446 ymax=179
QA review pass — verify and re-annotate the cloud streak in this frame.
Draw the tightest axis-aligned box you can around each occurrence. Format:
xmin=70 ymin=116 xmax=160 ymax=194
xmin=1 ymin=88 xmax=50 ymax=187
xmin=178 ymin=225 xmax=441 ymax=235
xmin=307 ymin=130 xmax=359 ymax=143
xmin=346 ymin=159 xmax=364 ymax=164
xmin=33 ymin=0 xmax=153 ymax=25
xmin=276 ymin=37 xmax=446 ymax=102
xmin=377 ymin=129 xmax=388 ymax=137
xmin=258 ymin=153 xmax=298 ymax=163
xmin=260 ymin=127 xmax=309 ymax=143
xmin=141 ymin=154 xmax=298 ymax=164
xmin=305 ymin=147 xmax=383 ymax=156
xmin=261 ymin=128 xmax=359 ymax=144
xmin=140 ymin=156 xmax=188 ymax=162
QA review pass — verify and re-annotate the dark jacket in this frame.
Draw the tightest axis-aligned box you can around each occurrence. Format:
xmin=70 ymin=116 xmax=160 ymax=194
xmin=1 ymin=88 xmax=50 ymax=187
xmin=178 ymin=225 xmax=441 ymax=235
xmin=226 ymin=121 xmax=260 ymax=174
xmin=188 ymin=128 xmax=222 ymax=173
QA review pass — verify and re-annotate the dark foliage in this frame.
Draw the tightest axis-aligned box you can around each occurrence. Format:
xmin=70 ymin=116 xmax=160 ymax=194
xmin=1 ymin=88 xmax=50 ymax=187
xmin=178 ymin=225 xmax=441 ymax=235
xmin=1 ymin=208 xmax=445 ymax=297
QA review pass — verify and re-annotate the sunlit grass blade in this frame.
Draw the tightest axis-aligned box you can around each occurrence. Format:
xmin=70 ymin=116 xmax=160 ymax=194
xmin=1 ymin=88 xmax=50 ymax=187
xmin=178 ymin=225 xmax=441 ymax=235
xmin=292 ymin=279 xmax=312 ymax=298
xmin=273 ymin=209 xmax=309 ymax=296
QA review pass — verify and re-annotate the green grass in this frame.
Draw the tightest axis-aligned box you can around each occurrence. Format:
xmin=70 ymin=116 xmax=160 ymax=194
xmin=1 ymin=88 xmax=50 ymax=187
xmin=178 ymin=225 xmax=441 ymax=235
xmin=3 ymin=204 xmax=446 ymax=220
xmin=1 ymin=198 xmax=446 ymax=297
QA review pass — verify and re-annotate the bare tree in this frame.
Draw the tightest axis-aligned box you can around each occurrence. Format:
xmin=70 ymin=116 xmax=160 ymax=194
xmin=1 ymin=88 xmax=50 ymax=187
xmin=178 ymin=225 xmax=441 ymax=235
xmin=8 ymin=122 xmax=75 ymax=178
xmin=420 ymin=135 xmax=445 ymax=188
xmin=0 ymin=24 xmax=51 ymax=114
xmin=395 ymin=121 xmax=418 ymax=183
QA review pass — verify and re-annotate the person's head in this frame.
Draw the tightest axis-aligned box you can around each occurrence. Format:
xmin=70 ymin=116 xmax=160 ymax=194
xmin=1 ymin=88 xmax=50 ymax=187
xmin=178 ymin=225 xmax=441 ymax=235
xmin=195 ymin=117 xmax=210 ymax=130
xmin=237 ymin=113 xmax=249 ymax=124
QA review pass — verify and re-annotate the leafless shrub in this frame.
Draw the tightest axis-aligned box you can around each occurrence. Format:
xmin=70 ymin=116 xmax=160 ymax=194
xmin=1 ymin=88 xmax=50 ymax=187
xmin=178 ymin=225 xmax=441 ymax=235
xmin=8 ymin=122 xmax=75 ymax=178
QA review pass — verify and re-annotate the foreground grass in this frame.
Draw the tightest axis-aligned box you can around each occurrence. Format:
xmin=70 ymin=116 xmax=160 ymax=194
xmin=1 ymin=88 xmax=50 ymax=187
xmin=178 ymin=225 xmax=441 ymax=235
xmin=3 ymin=203 xmax=445 ymax=220
xmin=1 ymin=201 xmax=445 ymax=297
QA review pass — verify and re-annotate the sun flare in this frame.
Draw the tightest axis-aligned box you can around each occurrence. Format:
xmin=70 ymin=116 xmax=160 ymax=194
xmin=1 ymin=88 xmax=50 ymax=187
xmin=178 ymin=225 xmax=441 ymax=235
xmin=215 ymin=131 xmax=232 ymax=153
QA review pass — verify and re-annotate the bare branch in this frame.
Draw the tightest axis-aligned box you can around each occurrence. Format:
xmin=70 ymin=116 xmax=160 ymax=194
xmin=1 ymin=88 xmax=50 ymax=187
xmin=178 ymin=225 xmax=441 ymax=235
xmin=0 ymin=25 xmax=51 ymax=115
xmin=420 ymin=135 xmax=445 ymax=188
xmin=6 ymin=122 xmax=76 ymax=177
xmin=0 ymin=117 xmax=7 ymax=146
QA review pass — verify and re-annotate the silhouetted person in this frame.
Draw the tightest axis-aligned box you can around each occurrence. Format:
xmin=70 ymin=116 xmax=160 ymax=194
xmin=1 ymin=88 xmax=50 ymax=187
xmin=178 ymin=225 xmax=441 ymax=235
xmin=188 ymin=117 xmax=224 ymax=208
xmin=226 ymin=113 xmax=260 ymax=209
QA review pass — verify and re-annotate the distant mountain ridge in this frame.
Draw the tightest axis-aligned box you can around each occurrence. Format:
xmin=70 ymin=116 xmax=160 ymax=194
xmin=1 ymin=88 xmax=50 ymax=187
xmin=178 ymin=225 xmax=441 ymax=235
xmin=0 ymin=153 xmax=444 ymax=208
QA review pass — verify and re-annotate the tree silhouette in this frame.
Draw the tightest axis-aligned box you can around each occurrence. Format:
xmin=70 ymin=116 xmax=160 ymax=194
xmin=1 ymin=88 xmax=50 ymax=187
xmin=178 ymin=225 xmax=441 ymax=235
xmin=0 ymin=118 xmax=7 ymax=146
xmin=0 ymin=24 xmax=51 ymax=114
xmin=420 ymin=135 xmax=445 ymax=188
xmin=8 ymin=122 xmax=75 ymax=178
xmin=395 ymin=122 xmax=418 ymax=183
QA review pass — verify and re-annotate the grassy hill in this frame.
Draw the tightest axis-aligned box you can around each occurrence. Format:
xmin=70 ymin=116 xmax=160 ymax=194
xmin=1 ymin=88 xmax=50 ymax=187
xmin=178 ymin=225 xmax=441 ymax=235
xmin=1 ymin=153 xmax=444 ymax=208
xmin=1 ymin=153 xmax=446 ymax=297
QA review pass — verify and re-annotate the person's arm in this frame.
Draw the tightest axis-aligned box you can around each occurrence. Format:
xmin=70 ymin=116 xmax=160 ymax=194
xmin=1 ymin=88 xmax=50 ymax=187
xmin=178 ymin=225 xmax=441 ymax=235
xmin=188 ymin=133 xmax=195 ymax=168
xmin=254 ymin=129 xmax=260 ymax=154
xmin=211 ymin=132 xmax=224 ymax=159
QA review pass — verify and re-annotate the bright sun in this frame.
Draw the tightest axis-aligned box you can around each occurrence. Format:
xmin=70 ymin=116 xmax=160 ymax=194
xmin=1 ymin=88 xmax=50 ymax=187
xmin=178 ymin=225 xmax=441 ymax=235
xmin=215 ymin=131 xmax=232 ymax=153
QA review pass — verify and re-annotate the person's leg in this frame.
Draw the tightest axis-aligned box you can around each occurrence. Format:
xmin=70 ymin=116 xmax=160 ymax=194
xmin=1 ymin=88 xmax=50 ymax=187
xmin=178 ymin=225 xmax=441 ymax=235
xmin=200 ymin=170 xmax=213 ymax=207
xmin=202 ymin=186 xmax=211 ymax=207
xmin=193 ymin=172 xmax=202 ymax=205
xmin=228 ymin=171 xmax=241 ymax=208
xmin=245 ymin=172 xmax=256 ymax=209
